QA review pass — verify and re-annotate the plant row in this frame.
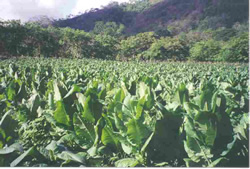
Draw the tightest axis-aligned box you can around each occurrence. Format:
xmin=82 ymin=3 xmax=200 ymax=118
xmin=0 ymin=59 xmax=248 ymax=167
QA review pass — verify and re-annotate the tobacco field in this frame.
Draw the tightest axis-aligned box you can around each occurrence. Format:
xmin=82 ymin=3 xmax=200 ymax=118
xmin=0 ymin=58 xmax=249 ymax=167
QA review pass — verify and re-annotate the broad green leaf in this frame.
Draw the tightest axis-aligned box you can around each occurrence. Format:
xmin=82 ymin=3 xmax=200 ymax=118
xmin=126 ymin=118 xmax=149 ymax=146
xmin=73 ymin=113 xmax=95 ymax=149
xmin=0 ymin=110 xmax=12 ymax=126
xmin=82 ymin=96 xmax=95 ymax=123
xmin=87 ymin=145 xmax=98 ymax=157
xmin=155 ymin=162 xmax=169 ymax=167
xmin=0 ymin=143 xmax=23 ymax=154
xmin=114 ymin=88 xmax=125 ymax=104
xmin=53 ymin=81 xmax=62 ymax=101
xmin=64 ymin=84 xmax=81 ymax=99
xmin=16 ymin=82 xmax=27 ymax=101
xmin=221 ymin=135 xmax=237 ymax=156
xmin=114 ymin=112 xmax=126 ymax=132
xmin=138 ymin=82 xmax=154 ymax=110
xmin=45 ymin=140 xmax=58 ymax=152
xmin=115 ymin=158 xmax=138 ymax=167
xmin=57 ymin=151 xmax=86 ymax=164
xmin=139 ymin=82 xmax=147 ymax=99
xmin=183 ymin=102 xmax=199 ymax=117
xmin=101 ymin=126 xmax=119 ymax=148
xmin=98 ymin=87 xmax=106 ymax=100
xmin=184 ymin=117 xmax=199 ymax=139
xmin=6 ymin=81 xmax=16 ymax=100
xmin=175 ymin=83 xmax=189 ymax=105
xmin=122 ymin=95 xmax=136 ymax=118
xmin=184 ymin=139 xmax=201 ymax=163
xmin=121 ymin=143 xmax=132 ymax=155
xmin=10 ymin=147 xmax=35 ymax=167
xmin=76 ymin=93 xmax=86 ymax=108
xmin=208 ymin=157 xmax=227 ymax=167
xmin=205 ymin=121 xmax=217 ymax=147
xmin=54 ymin=101 xmax=70 ymax=126
xmin=48 ymin=93 xmax=54 ymax=109
xmin=136 ymin=96 xmax=145 ymax=119
xmin=199 ymin=87 xmax=214 ymax=111
xmin=27 ymin=93 xmax=40 ymax=117
xmin=141 ymin=131 xmax=154 ymax=154
xmin=145 ymin=89 xmax=154 ymax=110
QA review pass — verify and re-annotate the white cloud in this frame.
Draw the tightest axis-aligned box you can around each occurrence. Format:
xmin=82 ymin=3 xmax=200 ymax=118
xmin=38 ymin=0 xmax=56 ymax=8
xmin=0 ymin=0 xmax=18 ymax=20
xmin=72 ymin=0 xmax=130 ymax=15
xmin=0 ymin=0 xmax=77 ymax=21
xmin=0 ymin=0 xmax=130 ymax=22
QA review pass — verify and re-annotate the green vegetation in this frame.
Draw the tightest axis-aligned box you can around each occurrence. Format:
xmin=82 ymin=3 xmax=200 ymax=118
xmin=144 ymin=37 xmax=188 ymax=60
xmin=189 ymin=40 xmax=222 ymax=61
xmin=0 ymin=19 xmax=248 ymax=62
xmin=218 ymin=32 xmax=249 ymax=62
xmin=0 ymin=58 xmax=248 ymax=167
xmin=92 ymin=21 xmax=125 ymax=37
xmin=118 ymin=32 xmax=156 ymax=60
xmin=0 ymin=0 xmax=249 ymax=166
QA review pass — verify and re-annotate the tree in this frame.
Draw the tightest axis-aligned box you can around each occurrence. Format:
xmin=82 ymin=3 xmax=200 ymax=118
xmin=144 ymin=37 xmax=189 ymax=60
xmin=219 ymin=32 xmax=249 ymax=62
xmin=118 ymin=32 xmax=156 ymax=60
xmin=189 ymin=39 xmax=222 ymax=61
xmin=92 ymin=21 xmax=125 ymax=37
xmin=0 ymin=20 xmax=27 ymax=56
xmin=58 ymin=28 xmax=92 ymax=58
xmin=93 ymin=34 xmax=118 ymax=59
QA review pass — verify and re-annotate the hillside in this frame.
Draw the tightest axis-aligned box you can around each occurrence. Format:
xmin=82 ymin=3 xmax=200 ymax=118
xmin=53 ymin=0 xmax=249 ymax=34
xmin=0 ymin=0 xmax=248 ymax=62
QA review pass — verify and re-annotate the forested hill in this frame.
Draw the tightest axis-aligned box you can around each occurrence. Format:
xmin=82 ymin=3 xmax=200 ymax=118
xmin=0 ymin=0 xmax=248 ymax=62
xmin=53 ymin=0 xmax=249 ymax=35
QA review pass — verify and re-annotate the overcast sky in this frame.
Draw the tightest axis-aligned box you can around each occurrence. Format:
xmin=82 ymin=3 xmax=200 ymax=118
xmin=0 ymin=0 xmax=130 ymax=22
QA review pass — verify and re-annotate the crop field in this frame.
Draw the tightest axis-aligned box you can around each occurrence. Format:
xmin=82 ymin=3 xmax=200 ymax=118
xmin=0 ymin=58 xmax=249 ymax=167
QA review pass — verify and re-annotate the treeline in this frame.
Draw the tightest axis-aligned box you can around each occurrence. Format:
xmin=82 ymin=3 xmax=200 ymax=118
xmin=0 ymin=20 xmax=110 ymax=59
xmin=0 ymin=20 xmax=248 ymax=62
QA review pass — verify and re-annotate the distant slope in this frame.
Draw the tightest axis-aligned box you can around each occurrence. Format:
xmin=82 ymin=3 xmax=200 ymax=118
xmin=53 ymin=0 xmax=248 ymax=34
xmin=54 ymin=4 xmax=127 ymax=31
xmin=128 ymin=0 xmax=208 ymax=33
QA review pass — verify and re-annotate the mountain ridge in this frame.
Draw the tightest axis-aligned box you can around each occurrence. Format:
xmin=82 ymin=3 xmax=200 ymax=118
xmin=53 ymin=0 xmax=248 ymax=35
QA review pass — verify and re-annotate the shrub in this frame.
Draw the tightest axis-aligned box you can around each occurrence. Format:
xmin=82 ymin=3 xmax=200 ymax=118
xmin=197 ymin=16 xmax=226 ymax=31
xmin=117 ymin=32 xmax=156 ymax=60
xmin=0 ymin=20 xmax=27 ymax=56
xmin=144 ymin=37 xmax=189 ymax=60
xmin=93 ymin=34 xmax=118 ymax=59
xmin=177 ymin=31 xmax=212 ymax=47
xmin=0 ymin=21 xmax=94 ymax=58
xmin=57 ymin=28 xmax=92 ymax=58
xmin=23 ymin=23 xmax=61 ymax=57
xmin=189 ymin=39 xmax=222 ymax=61
xmin=232 ymin=22 xmax=249 ymax=36
xmin=218 ymin=32 xmax=249 ymax=62
xmin=212 ymin=28 xmax=236 ymax=41
xmin=92 ymin=21 xmax=125 ymax=37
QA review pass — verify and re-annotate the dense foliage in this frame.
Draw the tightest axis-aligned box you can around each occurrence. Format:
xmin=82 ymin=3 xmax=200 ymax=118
xmin=218 ymin=32 xmax=249 ymax=62
xmin=0 ymin=1 xmax=248 ymax=167
xmin=189 ymin=40 xmax=222 ymax=61
xmin=0 ymin=58 xmax=248 ymax=167
xmin=144 ymin=37 xmax=189 ymax=60
xmin=117 ymin=32 xmax=156 ymax=60
xmin=92 ymin=21 xmax=125 ymax=37
xmin=0 ymin=19 xmax=248 ymax=62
